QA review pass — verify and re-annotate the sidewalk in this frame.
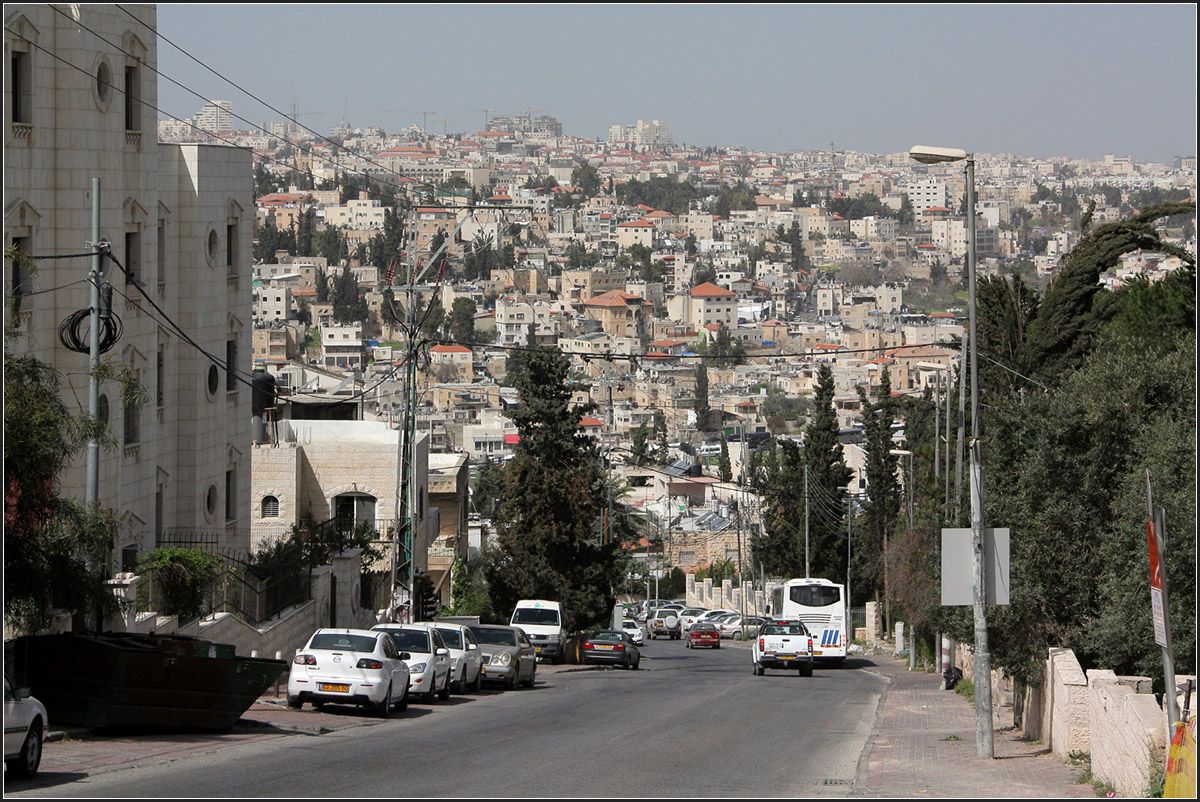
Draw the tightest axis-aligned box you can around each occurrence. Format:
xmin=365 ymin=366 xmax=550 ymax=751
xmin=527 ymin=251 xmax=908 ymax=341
xmin=853 ymin=654 xmax=1095 ymax=798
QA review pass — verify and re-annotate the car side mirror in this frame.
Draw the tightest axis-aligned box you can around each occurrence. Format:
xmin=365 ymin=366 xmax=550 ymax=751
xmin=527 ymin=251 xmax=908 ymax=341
xmin=436 ymin=648 xmax=449 ymax=657
xmin=400 ymin=652 xmax=412 ymax=660
xmin=15 ymin=686 xmax=31 ymax=701
xmin=467 ymin=643 xmax=477 ymax=651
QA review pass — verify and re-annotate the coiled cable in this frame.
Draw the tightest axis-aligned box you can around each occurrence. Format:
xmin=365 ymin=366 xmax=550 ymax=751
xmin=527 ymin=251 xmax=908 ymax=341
xmin=58 ymin=284 xmax=122 ymax=354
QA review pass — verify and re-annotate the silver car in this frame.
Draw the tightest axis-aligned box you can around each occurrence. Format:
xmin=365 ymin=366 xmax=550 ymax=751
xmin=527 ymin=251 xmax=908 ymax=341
xmin=469 ymin=624 xmax=537 ymax=690
xmin=373 ymin=624 xmax=452 ymax=703
xmin=432 ymin=623 xmax=484 ymax=694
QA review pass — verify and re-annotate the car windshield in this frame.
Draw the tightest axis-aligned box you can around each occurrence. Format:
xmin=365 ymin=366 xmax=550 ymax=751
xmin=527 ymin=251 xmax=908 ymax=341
xmin=309 ymin=633 xmax=378 ymax=653
xmin=694 ymin=623 xmax=716 ymax=632
xmin=383 ymin=629 xmax=430 ymax=653
xmin=434 ymin=628 xmax=463 ymax=649
xmin=512 ymin=608 xmax=560 ymax=626
xmin=761 ymin=623 xmax=808 ymax=636
xmin=472 ymin=628 xmax=517 ymax=646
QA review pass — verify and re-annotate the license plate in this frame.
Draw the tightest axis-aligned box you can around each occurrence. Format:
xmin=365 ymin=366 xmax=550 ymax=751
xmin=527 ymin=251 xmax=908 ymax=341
xmin=534 ymin=646 xmax=542 ymax=653
xmin=319 ymin=683 xmax=350 ymax=693
xmin=596 ymin=644 xmax=612 ymax=650
xmin=780 ymin=655 xmax=794 ymax=661
xmin=813 ymin=650 xmax=823 ymax=656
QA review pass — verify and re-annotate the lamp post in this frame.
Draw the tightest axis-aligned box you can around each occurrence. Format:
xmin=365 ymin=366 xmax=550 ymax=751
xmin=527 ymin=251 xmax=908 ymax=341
xmin=910 ymin=145 xmax=992 ymax=759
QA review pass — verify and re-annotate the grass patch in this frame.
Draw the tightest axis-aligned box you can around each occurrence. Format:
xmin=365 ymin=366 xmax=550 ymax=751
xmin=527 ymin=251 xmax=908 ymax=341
xmin=940 ymin=734 xmax=963 ymax=741
xmin=954 ymin=676 xmax=975 ymax=707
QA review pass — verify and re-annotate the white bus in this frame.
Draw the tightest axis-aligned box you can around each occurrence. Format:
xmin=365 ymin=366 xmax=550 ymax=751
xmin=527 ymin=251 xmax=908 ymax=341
xmin=769 ymin=577 xmax=848 ymax=665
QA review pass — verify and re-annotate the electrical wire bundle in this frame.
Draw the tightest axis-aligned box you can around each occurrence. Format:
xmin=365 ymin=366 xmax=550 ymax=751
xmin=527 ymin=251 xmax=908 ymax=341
xmin=58 ymin=284 xmax=122 ymax=354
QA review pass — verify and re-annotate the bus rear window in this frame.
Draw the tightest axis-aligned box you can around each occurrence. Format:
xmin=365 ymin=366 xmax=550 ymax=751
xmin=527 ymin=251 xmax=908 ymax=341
xmin=789 ymin=585 xmax=841 ymax=607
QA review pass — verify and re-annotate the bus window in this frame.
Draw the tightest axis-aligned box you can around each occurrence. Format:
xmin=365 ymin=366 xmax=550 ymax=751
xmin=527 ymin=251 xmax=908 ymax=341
xmin=789 ymin=584 xmax=841 ymax=607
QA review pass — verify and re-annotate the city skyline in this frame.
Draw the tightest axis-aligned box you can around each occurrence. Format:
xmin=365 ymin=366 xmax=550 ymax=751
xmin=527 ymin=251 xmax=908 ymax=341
xmin=153 ymin=4 xmax=1191 ymax=163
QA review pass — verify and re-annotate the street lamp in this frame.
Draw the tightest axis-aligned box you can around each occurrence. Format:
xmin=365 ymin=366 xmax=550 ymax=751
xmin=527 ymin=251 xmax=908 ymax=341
xmin=910 ymin=144 xmax=992 ymax=760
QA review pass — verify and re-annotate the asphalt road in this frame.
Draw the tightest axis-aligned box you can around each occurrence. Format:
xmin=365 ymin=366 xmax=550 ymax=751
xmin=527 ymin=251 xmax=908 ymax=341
xmin=8 ymin=637 xmax=888 ymax=798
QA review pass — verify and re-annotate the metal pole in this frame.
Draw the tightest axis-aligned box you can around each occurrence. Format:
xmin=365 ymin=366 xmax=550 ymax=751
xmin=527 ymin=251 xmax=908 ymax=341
xmin=955 ymin=332 xmax=966 ymax=524
xmin=966 ymin=154 xmax=994 ymax=759
xmin=804 ymin=465 xmax=810 ymax=578
xmin=945 ymin=363 xmax=953 ymax=521
xmin=87 ymin=179 xmax=102 ymax=512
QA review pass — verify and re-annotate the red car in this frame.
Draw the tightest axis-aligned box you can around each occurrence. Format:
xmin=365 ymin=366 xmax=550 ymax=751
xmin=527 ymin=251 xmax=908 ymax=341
xmin=686 ymin=622 xmax=721 ymax=649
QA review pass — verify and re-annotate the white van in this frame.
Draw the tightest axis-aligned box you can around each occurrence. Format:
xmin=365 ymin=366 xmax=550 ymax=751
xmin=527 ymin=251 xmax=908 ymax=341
xmin=510 ymin=600 xmax=567 ymax=664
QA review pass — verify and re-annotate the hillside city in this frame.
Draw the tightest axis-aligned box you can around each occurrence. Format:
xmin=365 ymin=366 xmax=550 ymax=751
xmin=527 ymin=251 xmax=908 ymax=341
xmin=3 ymin=6 xmax=1195 ymax=795
xmin=162 ymin=101 xmax=1197 ymax=565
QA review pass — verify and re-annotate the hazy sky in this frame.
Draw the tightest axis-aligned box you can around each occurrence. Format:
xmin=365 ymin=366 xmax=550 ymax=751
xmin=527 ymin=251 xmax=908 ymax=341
xmin=155 ymin=4 xmax=1197 ymax=162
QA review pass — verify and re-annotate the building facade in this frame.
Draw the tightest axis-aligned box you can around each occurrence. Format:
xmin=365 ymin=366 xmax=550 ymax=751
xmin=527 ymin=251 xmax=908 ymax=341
xmin=5 ymin=4 xmax=252 ymax=565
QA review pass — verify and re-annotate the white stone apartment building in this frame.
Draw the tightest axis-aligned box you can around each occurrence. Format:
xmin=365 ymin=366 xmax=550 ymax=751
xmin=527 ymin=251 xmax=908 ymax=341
xmin=667 ymin=281 xmax=739 ymax=328
xmin=323 ymin=195 xmax=387 ymax=229
xmin=321 ymin=324 xmax=364 ymax=369
xmin=253 ymin=280 xmax=294 ymax=323
xmin=5 ymin=4 xmax=252 ymax=564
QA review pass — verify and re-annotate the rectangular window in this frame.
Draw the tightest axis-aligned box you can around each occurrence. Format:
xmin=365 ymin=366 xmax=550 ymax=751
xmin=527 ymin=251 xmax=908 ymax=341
xmin=225 ymin=468 xmax=237 ymax=522
xmin=124 ymin=371 xmax=141 ymax=445
xmin=157 ymin=220 xmax=166 ymax=286
xmin=226 ymin=221 xmax=238 ymax=270
xmin=124 ymin=230 xmax=141 ymax=285
xmin=11 ymin=49 xmax=32 ymax=124
xmin=10 ymin=236 xmax=30 ymax=297
xmin=124 ymin=65 xmax=140 ymax=131
xmin=156 ymin=348 xmax=165 ymax=407
xmin=226 ymin=339 xmax=237 ymax=391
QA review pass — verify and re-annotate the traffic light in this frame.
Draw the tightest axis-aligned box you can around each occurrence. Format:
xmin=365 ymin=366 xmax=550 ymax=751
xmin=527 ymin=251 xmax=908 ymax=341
xmin=413 ymin=570 xmax=440 ymax=622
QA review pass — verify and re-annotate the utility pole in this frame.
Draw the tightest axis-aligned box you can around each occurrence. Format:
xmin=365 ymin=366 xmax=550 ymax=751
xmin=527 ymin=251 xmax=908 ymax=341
xmin=804 ymin=465 xmax=810 ymax=578
xmin=86 ymin=178 xmax=103 ymax=630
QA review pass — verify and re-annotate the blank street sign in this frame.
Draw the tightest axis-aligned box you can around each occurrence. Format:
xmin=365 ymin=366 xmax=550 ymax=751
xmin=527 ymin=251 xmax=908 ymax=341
xmin=941 ymin=528 xmax=1010 ymax=606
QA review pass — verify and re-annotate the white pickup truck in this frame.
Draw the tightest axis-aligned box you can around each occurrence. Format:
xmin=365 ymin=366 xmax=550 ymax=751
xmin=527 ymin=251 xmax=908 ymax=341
xmin=752 ymin=620 xmax=814 ymax=676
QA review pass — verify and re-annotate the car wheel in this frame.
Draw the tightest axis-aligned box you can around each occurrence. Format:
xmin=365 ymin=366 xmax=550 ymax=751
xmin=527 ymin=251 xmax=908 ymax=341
xmin=286 ymin=695 xmax=303 ymax=710
xmin=507 ymin=664 xmax=519 ymax=690
xmin=438 ymin=672 xmax=452 ymax=700
xmin=714 ymin=642 xmax=721 ymax=649
xmin=754 ymin=663 xmax=764 ymax=676
xmin=522 ymin=665 xmax=535 ymax=688
xmin=395 ymin=685 xmax=408 ymax=712
xmin=452 ymin=667 xmax=465 ymax=694
xmin=471 ymin=666 xmax=483 ymax=693
xmin=6 ymin=719 xmax=42 ymax=780
xmin=632 ymin=657 xmax=640 ymax=670
xmin=312 ymin=700 xmax=325 ymax=710
xmin=377 ymin=684 xmax=393 ymax=719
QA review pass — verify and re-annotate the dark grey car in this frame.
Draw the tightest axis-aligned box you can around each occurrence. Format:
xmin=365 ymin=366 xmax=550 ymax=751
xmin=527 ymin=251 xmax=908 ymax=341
xmin=469 ymin=624 xmax=537 ymax=689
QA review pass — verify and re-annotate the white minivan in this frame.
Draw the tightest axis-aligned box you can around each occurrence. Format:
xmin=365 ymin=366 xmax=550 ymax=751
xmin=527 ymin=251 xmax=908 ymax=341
xmin=510 ymin=600 xmax=567 ymax=664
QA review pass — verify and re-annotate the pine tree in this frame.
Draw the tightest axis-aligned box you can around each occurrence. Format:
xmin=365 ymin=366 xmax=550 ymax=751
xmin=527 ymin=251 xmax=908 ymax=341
xmin=484 ymin=347 xmax=626 ymax=631
xmin=802 ymin=363 xmax=852 ymax=582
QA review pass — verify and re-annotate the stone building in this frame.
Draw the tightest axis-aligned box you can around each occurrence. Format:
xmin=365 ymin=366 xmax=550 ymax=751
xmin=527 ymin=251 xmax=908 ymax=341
xmin=5 ymin=4 xmax=252 ymax=566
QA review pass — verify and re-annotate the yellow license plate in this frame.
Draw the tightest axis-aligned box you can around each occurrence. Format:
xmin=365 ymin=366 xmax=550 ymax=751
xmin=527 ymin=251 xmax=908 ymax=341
xmin=319 ymin=683 xmax=350 ymax=693
xmin=596 ymin=645 xmax=612 ymax=650
xmin=780 ymin=655 xmax=793 ymax=660
xmin=534 ymin=647 xmax=542 ymax=652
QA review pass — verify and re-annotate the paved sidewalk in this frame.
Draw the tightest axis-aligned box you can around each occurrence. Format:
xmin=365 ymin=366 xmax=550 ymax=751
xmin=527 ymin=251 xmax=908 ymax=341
xmin=852 ymin=654 xmax=1094 ymax=798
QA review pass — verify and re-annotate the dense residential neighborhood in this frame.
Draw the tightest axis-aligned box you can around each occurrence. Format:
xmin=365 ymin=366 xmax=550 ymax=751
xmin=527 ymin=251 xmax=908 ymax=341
xmin=3 ymin=5 xmax=1196 ymax=797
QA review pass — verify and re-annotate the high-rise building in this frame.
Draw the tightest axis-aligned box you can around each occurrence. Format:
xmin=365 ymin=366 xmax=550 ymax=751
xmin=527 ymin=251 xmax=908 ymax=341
xmin=193 ymin=99 xmax=234 ymax=134
xmin=5 ymin=4 xmax=253 ymax=567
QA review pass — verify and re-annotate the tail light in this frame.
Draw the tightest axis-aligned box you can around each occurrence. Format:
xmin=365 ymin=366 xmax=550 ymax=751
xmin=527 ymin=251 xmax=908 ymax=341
xmin=584 ymin=642 xmax=593 ymax=650
xmin=613 ymin=643 xmax=625 ymax=651
xmin=808 ymin=638 xmax=813 ymax=651
xmin=758 ymin=638 xmax=765 ymax=649
xmin=293 ymin=654 xmax=316 ymax=665
xmin=356 ymin=658 xmax=383 ymax=669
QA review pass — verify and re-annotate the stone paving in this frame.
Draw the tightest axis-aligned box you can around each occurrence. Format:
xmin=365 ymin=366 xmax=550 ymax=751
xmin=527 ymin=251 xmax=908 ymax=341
xmin=852 ymin=655 xmax=1096 ymax=798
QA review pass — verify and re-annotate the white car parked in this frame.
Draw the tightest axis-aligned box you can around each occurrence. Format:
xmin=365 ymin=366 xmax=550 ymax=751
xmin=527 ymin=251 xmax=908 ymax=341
xmin=431 ymin=622 xmax=484 ymax=694
xmin=678 ymin=608 xmax=708 ymax=632
xmin=287 ymin=628 xmax=410 ymax=717
xmin=374 ymin=623 xmax=452 ymax=703
xmin=621 ymin=619 xmax=645 ymax=646
xmin=4 ymin=674 xmax=46 ymax=780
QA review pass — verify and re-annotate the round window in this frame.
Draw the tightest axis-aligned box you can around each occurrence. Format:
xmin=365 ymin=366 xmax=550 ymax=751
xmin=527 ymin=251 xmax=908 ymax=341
xmin=96 ymin=61 xmax=112 ymax=105
xmin=205 ymin=485 xmax=218 ymax=517
xmin=207 ymin=365 xmax=219 ymax=396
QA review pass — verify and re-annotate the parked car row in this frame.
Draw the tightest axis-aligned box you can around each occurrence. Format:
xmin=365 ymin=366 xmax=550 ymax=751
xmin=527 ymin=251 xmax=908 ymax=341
xmin=286 ymin=621 xmax=539 ymax=716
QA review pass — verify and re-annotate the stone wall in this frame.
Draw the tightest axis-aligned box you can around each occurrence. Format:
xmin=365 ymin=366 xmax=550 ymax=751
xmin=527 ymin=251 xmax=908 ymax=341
xmin=1088 ymin=669 xmax=1168 ymax=798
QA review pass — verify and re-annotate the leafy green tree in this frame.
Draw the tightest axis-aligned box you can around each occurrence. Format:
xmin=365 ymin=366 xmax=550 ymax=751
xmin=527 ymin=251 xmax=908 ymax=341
xmin=802 ymin=363 xmax=852 ymax=582
xmin=449 ymin=297 xmax=477 ymax=345
xmin=751 ymin=438 xmax=804 ymax=578
xmin=571 ymin=162 xmax=602 ymax=197
xmin=652 ymin=410 xmax=669 ymax=465
xmin=484 ymin=347 xmax=625 ymax=631
xmin=135 ymin=548 xmax=218 ymax=618
xmin=368 ymin=206 xmax=408 ymax=272
xmin=692 ymin=260 xmax=717 ymax=287
xmin=630 ymin=421 xmax=649 ymax=466
xmin=693 ymin=363 xmax=712 ymax=431
xmin=331 ymin=266 xmax=368 ymax=323
xmin=718 ymin=439 xmax=732 ymax=482
xmin=854 ymin=368 xmax=900 ymax=607
xmin=313 ymin=225 xmax=347 ymax=265
xmin=253 ymin=218 xmax=295 ymax=263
